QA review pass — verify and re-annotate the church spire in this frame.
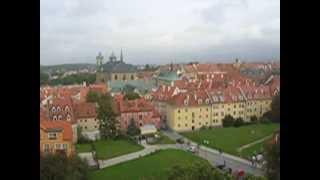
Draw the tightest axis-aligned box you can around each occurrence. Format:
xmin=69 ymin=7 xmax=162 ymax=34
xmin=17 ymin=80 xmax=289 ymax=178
xmin=120 ymin=48 xmax=123 ymax=62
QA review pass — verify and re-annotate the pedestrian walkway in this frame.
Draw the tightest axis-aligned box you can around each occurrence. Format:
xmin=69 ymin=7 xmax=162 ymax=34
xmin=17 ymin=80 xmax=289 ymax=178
xmin=78 ymin=152 xmax=98 ymax=167
xmin=98 ymin=144 xmax=180 ymax=169
xmin=237 ymin=134 xmax=273 ymax=152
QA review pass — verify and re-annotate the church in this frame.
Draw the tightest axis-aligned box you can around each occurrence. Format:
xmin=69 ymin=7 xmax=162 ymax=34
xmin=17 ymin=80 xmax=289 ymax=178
xmin=96 ymin=50 xmax=138 ymax=83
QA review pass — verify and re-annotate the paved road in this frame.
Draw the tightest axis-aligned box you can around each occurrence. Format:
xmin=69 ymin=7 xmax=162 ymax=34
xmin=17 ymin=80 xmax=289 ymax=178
xmin=161 ymin=129 xmax=264 ymax=176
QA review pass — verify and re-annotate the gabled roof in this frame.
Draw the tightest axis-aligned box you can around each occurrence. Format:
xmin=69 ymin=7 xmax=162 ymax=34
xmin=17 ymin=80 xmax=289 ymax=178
xmin=40 ymin=120 xmax=73 ymax=141
xmin=74 ymin=102 xmax=97 ymax=119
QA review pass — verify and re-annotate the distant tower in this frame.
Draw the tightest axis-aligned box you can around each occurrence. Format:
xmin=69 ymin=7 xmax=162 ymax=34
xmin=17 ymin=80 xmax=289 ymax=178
xmin=109 ymin=51 xmax=117 ymax=62
xmin=96 ymin=52 xmax=104 ymax=72
xmin=120 ymin=49 xmax=124 ymax=62
xmin=170 ymin=62 xmax=174 ymax=71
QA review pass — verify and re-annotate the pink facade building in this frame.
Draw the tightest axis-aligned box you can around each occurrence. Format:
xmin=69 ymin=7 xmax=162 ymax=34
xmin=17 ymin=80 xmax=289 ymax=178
xmin=115 ymin=96 xmax=161 ymax=130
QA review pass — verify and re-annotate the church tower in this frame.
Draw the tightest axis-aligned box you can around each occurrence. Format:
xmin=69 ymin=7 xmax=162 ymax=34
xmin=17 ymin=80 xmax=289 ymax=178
xmin=120 ymin=49 xmax=124 ymax=62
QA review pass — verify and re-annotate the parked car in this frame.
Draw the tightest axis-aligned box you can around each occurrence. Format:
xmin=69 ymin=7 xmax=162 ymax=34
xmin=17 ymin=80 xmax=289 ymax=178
xmin=188 ymin=146 xmax=196 ymax=153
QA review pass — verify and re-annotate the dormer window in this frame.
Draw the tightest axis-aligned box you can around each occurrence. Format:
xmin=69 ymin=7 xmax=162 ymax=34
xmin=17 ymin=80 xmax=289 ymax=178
xmin=65 ymin=106 xmax=69 ymax=112
xmin=57 ymin=106 xmax=61 ymax=112
xmin=53 ymin=116 xmax=57 ymax=121
xmin=51 ymin=107 xmax=56 ymax=113
xmin=205 ymin=99 xmax=210 ymax=104
xmin=198 ymin=99 xmax=202 ymax=105
xmin=58 ymin=115 xmax=62 ymax=120
xmin=67 ymin=115 xmax=71 ymax=121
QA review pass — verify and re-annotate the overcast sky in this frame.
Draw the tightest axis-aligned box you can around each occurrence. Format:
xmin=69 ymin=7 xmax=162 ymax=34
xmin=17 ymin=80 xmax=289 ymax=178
xmin=40 ymin=0 xmax=280 ymax=65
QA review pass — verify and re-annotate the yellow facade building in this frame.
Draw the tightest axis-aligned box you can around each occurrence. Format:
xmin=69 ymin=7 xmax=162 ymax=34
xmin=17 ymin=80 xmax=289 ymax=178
xmin=40 ymin=120 xmax=74 ymax=156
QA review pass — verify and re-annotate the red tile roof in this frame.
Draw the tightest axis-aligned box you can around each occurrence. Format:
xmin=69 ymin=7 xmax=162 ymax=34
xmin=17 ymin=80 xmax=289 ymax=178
xmin=74 ymin=102 xmax=97 ymax=119
xmin=40 ymin=120 xmax=73 ymax=141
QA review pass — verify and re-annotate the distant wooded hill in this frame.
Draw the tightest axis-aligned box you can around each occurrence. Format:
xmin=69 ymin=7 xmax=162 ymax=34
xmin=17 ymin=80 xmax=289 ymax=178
xmin=40 ymin=63 xmax=96 ymax=74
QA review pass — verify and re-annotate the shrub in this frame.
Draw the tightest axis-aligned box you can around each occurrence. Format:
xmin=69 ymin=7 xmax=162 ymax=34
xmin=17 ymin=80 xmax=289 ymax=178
xmin=222 ymin=115 xmax=235 ymax=127
xmin=260 ymin=117 xmax=271 ymax=124
xmin=250 ymin=116 xmax=258 ymax=123
xmin=200 ymin=125 xmax=207 ymax=130
xmin=234 ymin=117 xmax=245 ymax=127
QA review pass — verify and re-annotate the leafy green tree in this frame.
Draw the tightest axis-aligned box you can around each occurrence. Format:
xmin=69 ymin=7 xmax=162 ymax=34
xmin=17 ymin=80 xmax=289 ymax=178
xmin=124 ymin=92 xmax=140 ymax=100
xmin=98 ymin=94 xmax=119 ymax=139
xmin=250 ymin=116 xmax=258 ymax=123
xmin=86 ymin=91 xmax=100 ymax=103
xmin=40 ymin=153 xmax=89 ymax=180
xmin=264 ymin=137 xmax=280 ymax=180
xmin=40 ymin=71 xmax=49 ymax=85
xmin=222 ymin=115 xmax=235 ymax=127
xmin=270 ymin=94 xmax=280 ymax=123
xmin=126 ymin=118 xmax=140 ymax=136
xmin=168 ymin=161 xmax=231 ymax=180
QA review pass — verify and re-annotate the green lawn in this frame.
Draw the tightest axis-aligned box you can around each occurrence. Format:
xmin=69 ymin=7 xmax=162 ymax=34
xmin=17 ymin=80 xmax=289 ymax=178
xmin=76 ymin=143 xmax=93 ymax=153
xmin=149 ymin=133 xmax=176 ymax=145
xmin=94 ymin=139 xmax=144 ymax=160
xmin=89 ymin=149 xmax=210 ymax=180
xmin=181 ymin=123 xmax=279 ymax=156
xmin=240 ymin=137 xmax=271 ymax=159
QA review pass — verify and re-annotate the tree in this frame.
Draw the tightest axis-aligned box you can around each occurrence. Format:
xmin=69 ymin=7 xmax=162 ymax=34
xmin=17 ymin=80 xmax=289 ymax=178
xmin=264 ymin=138 xmax=280 ymax=180
xmin=234 ymin=117 xmax=244 ymax=127
xmin=124 ymin=92 xmax=140 ymax=100
xmin=145 ymin=64 xmax=150 ymax=70
xmin=86 ymin=91 xmax=100 ymax=103
xmin=250 ymin=116 xmax=258 ymax=123
xmin=168 ymin=161 xmax=231 ymax=180
xmin=222 ymin=115 xmax=235 ymax=127
xmin=40 ymin=71 xmax=49 ymax=85
xmin=40 ymin=153 xmax=89 ymax=180
xmin=270 ymin=94 xmax=280 ymax=123
xmin=126 ymin=118 xmax=140 ymax=136
xmin=98 ymin=94 xmax=119 ymax=139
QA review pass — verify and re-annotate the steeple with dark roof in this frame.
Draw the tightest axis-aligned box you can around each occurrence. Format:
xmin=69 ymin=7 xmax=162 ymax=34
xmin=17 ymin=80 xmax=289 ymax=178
xmin=120 ymin=49 xmax=124 ymax=62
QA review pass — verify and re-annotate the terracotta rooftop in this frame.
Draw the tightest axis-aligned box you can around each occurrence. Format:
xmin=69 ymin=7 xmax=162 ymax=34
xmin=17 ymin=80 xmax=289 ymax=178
xmin=40 ymin=120 xmax=73 ymax=141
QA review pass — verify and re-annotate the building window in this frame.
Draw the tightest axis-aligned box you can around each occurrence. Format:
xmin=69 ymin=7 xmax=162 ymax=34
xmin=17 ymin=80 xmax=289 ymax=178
xmin=94 ymin=126 xmax=97 ymax=129
xmin=139 ymin=115 xmax=142 ymax=120
xmin=221 ymin=112 xmax=224 ymax=116
xmin=192 ymin=112 xmax=195 ymax=117
xmin=178 ymin=124 xmax=180 ymax=127
xmin=206 ymin=122 xmax=208 ymax=125
xmin=199 ymin=115 xmax=202 ymax=118
xmin=199 ymin=122 xmax=201 ymax=125
xmin=85 ymin=119 xmax=87 ymax=122
xmin=123 ymin=75 xmax=126 ymax=81
xmin=84 ymin=126 xmax=87 ymax=129
xmin=178 ymin=109 xmax=180 ymax=113
xmin=48 ymin=133 xmax=57 ymax=140
xmin=55 ymin=143 xmax=61 ymax=150
xmin=140 ymin=123 xmax=143 ymax=127
xmin=192 ymin=120 xmax=194 ymax=123
xmin=185 ymin=116 xmax=188 ymax=120
xmin=200 ymin=108 xmax=202 ymax=112
xmin=44 ymin=144 xmax=49 ymax=152
xmin=114 ymin=75 xmax=118 ymax=80
xmin=206 ymin=108 xmax=209 ymax=111
xmin=206 ymin=115 xmax=208 ymax=118
xmin=63 ymin=144 xmax=68 ymax=150
xmin=185 ymin=124 xmax=188 ymax=127
xmin=185 ymin=109 xmax=188 ymax=112
xmin=131 ymin=75 xmax=134 ymax=80
xmin=233 ymin=111 xmax=236 ymax=115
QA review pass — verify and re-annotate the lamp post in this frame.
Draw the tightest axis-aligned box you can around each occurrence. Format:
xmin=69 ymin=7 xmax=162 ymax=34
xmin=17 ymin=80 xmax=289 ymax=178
xmin=203 ymin=140 xmax=210 ymax=159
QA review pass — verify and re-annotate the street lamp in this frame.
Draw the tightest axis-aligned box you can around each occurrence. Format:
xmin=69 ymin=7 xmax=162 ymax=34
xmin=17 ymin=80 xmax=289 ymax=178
xmin=203 ymin=140 xmax=210 ymax=159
